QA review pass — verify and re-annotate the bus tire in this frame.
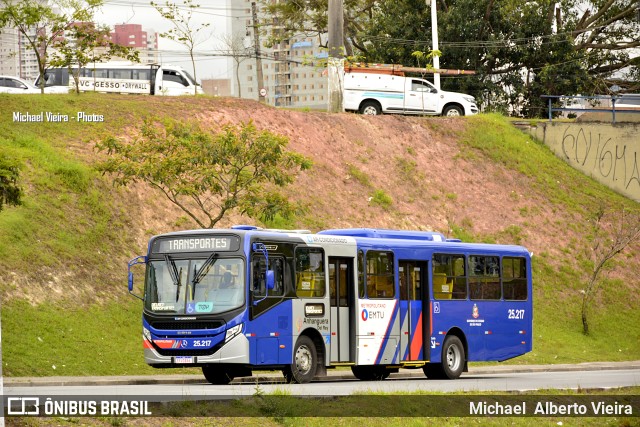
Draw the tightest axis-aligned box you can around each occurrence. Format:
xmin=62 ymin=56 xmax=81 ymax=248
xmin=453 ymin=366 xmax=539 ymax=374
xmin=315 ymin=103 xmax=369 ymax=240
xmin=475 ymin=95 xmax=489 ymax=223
xmin=442 ymin=105 xmax=464 ymax=117
xmin=422 ymin=363 xmax=445 ymax=379
xmin=359 ymin=101 xmax=382 ymax=115
xmin=283 ymin=335 xmax=317 ymax=384
xmin=202 ymin=366 xmax=234 ymax=385
xmin=441 ymin=335 xmax=465 ymax=379
xmin=351 ymin=366 xmax=389 ymax=381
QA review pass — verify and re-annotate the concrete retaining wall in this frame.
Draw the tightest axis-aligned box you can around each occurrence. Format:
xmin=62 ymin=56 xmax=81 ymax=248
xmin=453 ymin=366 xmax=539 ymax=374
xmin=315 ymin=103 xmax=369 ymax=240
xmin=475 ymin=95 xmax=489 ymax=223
xmin=529 ymin=122 xmax=640 ymax=202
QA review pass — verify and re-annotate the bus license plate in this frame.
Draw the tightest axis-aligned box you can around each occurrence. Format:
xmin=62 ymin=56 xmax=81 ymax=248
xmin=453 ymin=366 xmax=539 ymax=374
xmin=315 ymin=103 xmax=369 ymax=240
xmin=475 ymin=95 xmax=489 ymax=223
xmin=174 ymin=356 xmax=195 ymax=364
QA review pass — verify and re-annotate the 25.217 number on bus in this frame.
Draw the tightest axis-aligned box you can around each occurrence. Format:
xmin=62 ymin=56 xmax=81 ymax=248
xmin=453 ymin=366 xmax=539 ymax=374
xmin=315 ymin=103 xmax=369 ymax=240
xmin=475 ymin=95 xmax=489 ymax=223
xmin=508 ymin=309 xmax=525 ymax=319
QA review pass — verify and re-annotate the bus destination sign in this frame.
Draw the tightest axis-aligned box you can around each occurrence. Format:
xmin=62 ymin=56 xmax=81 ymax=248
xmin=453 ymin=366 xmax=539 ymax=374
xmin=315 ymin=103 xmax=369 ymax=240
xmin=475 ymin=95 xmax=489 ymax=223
xmin=153 ymin=236 xmax=239 ymax=253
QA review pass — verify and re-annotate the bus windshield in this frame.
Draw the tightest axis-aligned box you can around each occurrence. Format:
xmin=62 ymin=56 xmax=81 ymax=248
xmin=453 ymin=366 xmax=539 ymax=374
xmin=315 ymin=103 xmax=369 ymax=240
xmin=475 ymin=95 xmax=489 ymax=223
xmin=145 ymin=257 xmax=244 ymax=315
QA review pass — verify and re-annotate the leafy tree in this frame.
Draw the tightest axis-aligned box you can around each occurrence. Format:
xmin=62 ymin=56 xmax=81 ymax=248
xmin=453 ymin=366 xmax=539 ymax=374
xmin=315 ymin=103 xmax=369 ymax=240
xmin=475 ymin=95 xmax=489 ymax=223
xmin=261 ymin=0 xmax=377 ymax=57
xmin=95 ymin=120 xmax=312 ymax=228
xmin=50 ymin=22 xmax=140 ymax=94
xmin=263 ymin=0 xmax=640 ymax=117
xmin=581 ymin=205 xmax=640 ymax=335
xmin=0 ymin=152 xmax=23 ymax=212
xmin=0 ymin=0 xmax=102 ymax=93
xmin=151 ymin=0 xmax=210 ymax=95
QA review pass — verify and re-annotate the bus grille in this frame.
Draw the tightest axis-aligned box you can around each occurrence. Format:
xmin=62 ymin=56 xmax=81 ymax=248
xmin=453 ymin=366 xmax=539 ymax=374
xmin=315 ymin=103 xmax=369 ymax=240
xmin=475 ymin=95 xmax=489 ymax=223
xmin=153 ymin=341 xmax=225 ymax=357
xmin=150 ymin=321 xmax=224 ymax=331
xmin=155 ymin=348 xmax=218 ymax=356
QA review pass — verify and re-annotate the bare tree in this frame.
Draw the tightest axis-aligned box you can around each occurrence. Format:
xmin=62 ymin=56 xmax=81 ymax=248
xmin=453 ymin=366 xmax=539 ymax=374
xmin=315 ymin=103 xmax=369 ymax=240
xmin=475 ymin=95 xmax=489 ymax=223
xmin=215 ymin=32 xmax=251 ymax=98
xmin=581 ymin=205 xmax=640 ymax=335
xmin=151 ymin=0 xmax=210 ymax=95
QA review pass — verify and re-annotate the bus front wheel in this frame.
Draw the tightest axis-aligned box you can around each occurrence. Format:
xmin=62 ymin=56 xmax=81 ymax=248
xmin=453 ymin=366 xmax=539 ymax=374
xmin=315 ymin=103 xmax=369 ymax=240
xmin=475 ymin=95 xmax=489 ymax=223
xmin=283 ymin=335 xmax=317 ymax=384
xmin=202 ymin=366 xmax=234 ymax=385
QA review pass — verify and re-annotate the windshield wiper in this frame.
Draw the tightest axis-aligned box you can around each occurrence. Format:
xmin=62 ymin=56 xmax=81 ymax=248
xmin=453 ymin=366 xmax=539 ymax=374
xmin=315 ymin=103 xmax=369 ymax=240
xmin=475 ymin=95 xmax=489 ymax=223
xmin=164 ymin=255 xmax=183 ymax=303
xmin=191 ymin=253 xmax=219 ymax=299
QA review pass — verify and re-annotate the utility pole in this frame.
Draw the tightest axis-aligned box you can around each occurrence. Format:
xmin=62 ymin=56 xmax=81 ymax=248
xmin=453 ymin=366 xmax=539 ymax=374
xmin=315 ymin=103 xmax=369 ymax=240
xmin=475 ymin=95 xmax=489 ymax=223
xmin=251 ymin=2 xmax=266 ymax=103
xmin=429 ymin=0 xmax=441 ymax=90
xmin=327 ymin=0 xmax=344 ymax=113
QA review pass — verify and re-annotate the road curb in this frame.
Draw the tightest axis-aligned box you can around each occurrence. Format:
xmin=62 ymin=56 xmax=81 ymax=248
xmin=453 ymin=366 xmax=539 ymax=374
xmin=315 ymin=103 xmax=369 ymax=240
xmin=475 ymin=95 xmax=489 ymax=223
xmin=5 ymin=361 xmax=640 ymax=388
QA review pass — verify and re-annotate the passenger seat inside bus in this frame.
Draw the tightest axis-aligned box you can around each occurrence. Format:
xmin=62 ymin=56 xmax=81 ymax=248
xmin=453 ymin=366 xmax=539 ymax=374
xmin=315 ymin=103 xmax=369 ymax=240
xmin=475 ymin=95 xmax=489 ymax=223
xmin=296 ymin=271 xmax=316 ymax=297
xmin=432 ymin=273 xmax=453 ymax=299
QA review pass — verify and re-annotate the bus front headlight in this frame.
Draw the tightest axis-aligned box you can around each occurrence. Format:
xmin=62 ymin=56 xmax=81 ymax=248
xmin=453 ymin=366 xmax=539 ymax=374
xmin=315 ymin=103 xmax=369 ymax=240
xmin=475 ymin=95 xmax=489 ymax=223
xmin=225 ymin=323 xmax=243 ymax=343
xmin=143 ymin=326 xmax=151 ymax=342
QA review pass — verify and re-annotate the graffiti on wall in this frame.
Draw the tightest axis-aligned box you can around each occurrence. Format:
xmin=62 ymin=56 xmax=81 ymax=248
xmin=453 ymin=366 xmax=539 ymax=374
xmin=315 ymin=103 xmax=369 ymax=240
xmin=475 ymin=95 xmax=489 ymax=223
xmin=561 ymin=126 xmax=640 ymax=192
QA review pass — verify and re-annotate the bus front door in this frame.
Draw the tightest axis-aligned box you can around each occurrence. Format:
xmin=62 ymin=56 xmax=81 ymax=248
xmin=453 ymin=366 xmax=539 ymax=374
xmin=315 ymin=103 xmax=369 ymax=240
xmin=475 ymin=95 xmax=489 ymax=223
xmin=399 ymin=261 xmax=429 ymax=361
xmin=329 ymin=257 xmax=354 ymax=362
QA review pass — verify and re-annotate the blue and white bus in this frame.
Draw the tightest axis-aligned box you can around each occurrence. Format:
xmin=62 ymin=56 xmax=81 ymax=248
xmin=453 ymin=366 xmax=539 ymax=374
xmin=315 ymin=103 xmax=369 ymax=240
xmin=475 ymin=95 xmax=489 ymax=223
xmin=128 ymin=226 xmax=532 ymax=384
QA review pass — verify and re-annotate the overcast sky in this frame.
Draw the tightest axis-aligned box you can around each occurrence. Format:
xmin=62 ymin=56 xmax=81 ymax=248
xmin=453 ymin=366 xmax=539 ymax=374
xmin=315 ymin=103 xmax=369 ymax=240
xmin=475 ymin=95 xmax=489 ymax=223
xmin=94 ymin=0 xmax=247 ymax=81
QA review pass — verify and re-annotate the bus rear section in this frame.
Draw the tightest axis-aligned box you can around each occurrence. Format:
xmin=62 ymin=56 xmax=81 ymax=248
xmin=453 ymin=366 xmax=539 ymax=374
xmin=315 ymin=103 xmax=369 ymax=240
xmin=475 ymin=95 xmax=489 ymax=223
xmin=320 ymin=228 xmax=533 ymax=380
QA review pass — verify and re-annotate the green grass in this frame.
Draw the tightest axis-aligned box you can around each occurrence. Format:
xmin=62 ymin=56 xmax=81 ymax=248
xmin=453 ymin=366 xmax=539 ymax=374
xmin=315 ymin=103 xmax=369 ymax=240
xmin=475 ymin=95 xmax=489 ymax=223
xmin=1 ymin=299 xmax=154 ymax=377
xmin=347 ymin=163 xmax=372 ymax=187
xmin=462 ymin=113 xmax=629 ymax=211
xmin=370 ymin=189 xmax=393 ymax=210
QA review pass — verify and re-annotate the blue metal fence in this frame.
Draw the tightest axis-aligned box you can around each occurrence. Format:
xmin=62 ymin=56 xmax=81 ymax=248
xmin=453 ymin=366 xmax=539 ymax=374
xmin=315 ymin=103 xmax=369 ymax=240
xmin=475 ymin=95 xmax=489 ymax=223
xmin=542 ymin=95 xmax=640 ymax=123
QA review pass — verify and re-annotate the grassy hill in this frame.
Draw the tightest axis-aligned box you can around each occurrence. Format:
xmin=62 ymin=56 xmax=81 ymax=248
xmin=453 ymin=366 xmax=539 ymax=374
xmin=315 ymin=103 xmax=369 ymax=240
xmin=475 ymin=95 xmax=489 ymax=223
xmin=1 ymin=93 xmax=638 ymax=377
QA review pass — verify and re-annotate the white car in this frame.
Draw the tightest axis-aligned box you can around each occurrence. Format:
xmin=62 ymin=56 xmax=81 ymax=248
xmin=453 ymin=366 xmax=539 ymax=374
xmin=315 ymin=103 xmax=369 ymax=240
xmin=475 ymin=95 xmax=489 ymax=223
xmin=0 ymin=75 xmax=68 ymax=94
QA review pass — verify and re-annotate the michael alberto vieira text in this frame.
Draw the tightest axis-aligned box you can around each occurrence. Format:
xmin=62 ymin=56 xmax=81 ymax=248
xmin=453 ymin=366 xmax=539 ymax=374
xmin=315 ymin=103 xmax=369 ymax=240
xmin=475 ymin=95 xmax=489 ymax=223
xmin=470 ymin=400 xmax=634 ymax=416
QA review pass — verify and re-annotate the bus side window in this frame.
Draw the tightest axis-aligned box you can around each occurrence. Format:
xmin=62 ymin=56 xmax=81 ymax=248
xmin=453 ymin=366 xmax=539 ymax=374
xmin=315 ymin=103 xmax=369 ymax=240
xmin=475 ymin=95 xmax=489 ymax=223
xmin=502 ymin=257 xmax=527 ymax=300
xmin=295 ymin=247 xmax=325 ymax=298
xmin=366 ymin=250 xmax=394 ymax=298
xmin=469 ymin=255 xmax=500 ymax=300
xmin=357 ymin=250 xmax=365 ymax=298
xmin=432 ymin=254 xmax=466 ymax=300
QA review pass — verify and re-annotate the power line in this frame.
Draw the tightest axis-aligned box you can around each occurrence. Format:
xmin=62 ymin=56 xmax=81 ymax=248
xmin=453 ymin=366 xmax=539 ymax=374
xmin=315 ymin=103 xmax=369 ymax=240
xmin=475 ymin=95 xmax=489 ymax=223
xmin=100 ymin=0 xmax=250 ymax=19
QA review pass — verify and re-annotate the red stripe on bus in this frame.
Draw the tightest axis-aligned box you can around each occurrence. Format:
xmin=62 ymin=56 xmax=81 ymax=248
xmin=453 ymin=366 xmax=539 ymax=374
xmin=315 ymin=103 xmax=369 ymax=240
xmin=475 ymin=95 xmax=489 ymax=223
xmin=410 ymin=312 xmax=423 ymax=360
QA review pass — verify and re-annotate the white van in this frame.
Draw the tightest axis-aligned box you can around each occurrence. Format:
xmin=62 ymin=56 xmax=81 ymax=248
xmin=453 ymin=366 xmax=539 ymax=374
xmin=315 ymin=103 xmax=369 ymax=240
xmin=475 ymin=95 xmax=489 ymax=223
xmin=35 ymin=62 xmax=203 ymax=96
xmin=343 ymin=72 xmax=478 ymax=116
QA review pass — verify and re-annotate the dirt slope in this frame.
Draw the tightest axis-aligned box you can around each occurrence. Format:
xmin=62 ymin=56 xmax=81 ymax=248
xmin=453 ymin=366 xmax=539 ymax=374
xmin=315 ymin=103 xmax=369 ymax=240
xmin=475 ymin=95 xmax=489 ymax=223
xmin=121 ymin=98 xmax=553 ymax=258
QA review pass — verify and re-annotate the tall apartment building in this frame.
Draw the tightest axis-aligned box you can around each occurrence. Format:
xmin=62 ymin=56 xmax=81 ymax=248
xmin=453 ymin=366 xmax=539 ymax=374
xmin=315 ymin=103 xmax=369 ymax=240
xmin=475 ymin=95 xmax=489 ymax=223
xmin=110 ymin=24 xmax=159 ymax=63
xmin=229 ymin=0 xmax=328 ymax=109
xmin=0 ymin=26 xmax=47 ymax=80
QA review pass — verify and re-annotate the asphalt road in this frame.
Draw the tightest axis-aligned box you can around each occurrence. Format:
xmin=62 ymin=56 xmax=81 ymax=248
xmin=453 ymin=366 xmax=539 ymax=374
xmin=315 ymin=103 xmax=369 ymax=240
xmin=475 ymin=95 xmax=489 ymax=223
xmin=4 ymin=361 xmax=640 ymax=399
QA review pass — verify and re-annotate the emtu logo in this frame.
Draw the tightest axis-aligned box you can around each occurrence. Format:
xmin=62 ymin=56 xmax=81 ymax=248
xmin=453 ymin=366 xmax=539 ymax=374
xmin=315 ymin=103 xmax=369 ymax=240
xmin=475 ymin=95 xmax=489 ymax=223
xmin=361 ymin=308 xmax=369 ymax=321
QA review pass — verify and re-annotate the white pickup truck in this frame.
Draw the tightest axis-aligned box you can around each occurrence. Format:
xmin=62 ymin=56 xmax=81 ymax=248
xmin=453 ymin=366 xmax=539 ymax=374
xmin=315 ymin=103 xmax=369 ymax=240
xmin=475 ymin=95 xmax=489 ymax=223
xmin=343 ymin=72 xmax=478 ymax=116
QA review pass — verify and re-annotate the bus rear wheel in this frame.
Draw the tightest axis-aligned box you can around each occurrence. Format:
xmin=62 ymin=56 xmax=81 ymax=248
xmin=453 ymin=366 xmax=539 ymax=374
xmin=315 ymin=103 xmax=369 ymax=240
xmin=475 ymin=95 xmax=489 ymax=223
xmin=351 ymin=366 xmax=390 ymax=381
xmin=202 ymin=366 xmax=234 ymax=385
xmin=283 ymin=335 xmax=317 ymax=384
xmin=423 ymin=335 xmax=465 ymax=379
